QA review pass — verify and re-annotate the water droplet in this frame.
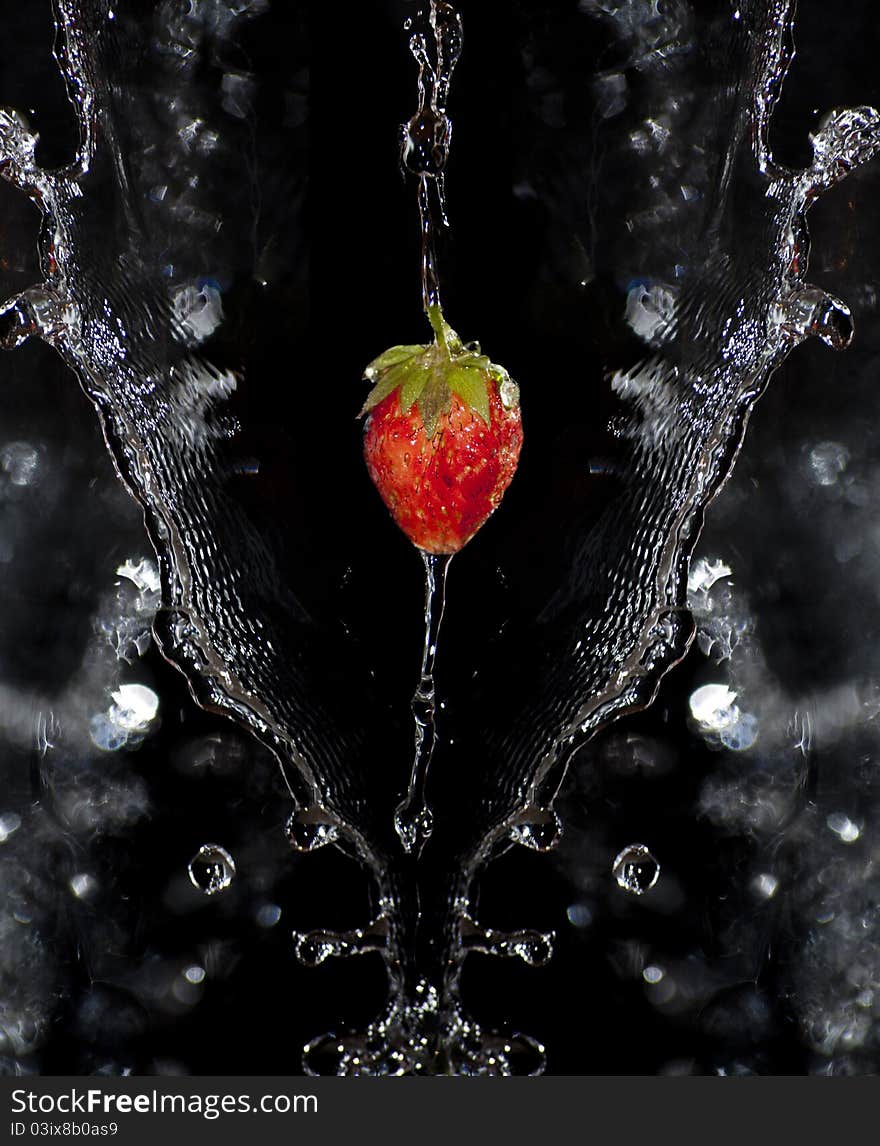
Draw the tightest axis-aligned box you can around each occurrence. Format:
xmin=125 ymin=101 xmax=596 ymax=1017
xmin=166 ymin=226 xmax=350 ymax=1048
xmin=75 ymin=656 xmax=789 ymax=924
xmin=303 ymin=1033 xmax=344 ymax=1077
xmin=509 ymin=807 xmax=561 ymax=852
xmin=499 ymin=1034 xmax=546 ymax=1077
xmin=462 ymin=915 xmax=554 ymax=966
xmin=293 ymin=916 xmax=389 ymax=967
xmin=512 ymin=933 xmax=554 ymax=966
xmin=772 ymin=287 xmax=854 ymax=349
xmin=499 ymin=377 xmax=520 ymax=409
xmin=294 ymin=933 xmax=336 ymax=967
xmin=285 ymin=807 xmax=338 ymax=852
xmin=188 ymin=843 xmax=236 ymax=895
xmin=401 ymin=108 xmax=451 ymax=176
xmin=612 ymin=844 xmax=660 ymax=895
xmin=394 ymin=800 xmax=434 ymax=854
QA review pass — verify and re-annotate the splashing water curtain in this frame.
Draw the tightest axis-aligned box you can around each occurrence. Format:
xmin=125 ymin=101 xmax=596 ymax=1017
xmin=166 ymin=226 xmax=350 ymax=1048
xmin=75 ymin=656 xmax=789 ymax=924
xmin=1 ymin=0 xmax=880 ymax=1075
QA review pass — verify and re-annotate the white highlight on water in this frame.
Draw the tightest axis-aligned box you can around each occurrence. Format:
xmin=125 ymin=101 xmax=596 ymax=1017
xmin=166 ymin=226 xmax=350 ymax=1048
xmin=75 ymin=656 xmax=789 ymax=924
xmin=110 ymin=684 xmax=160 ymax=732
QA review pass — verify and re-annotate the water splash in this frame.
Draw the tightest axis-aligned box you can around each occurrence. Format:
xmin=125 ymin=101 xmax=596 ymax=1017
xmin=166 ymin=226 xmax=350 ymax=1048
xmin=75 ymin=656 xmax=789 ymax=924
xmin=461 ymin=914 xmax=554 ymax=967
xmin=293 ymin=914 xmax=389 ymax=967
xmin=1 ymin=0 xmax=879 ymax=1075
xmin=302 ymin=980 xmax=546 ymax=1077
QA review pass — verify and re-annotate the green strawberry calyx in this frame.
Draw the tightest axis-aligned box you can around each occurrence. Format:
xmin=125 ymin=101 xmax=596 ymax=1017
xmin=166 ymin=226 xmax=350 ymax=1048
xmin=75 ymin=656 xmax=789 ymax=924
xmin=359 ymin=304 xmax=520 ymax=438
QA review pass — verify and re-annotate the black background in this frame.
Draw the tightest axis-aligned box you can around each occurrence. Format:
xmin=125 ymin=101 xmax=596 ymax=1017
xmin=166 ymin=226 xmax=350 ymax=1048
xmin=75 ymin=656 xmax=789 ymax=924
xmin=0 ymin=0 xmax=879 ymax=1077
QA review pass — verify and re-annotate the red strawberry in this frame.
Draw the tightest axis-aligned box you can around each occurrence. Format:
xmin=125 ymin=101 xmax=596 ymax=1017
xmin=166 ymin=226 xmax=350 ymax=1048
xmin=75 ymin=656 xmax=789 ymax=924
xmin=361 ymin=308 xmax=523 ymax=554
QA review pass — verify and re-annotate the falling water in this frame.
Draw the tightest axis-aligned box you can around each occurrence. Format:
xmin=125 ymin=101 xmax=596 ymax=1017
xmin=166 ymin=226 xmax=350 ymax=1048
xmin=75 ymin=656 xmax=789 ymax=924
xmin=394 ymin=551 xmax=452 ymax=853
xmin=391 ymin=2 xmax=463 ymax=854
xmin=400 ymin=1 xmax=463 ymax=312
xmin=2 ymin=0 xmax=880 ymax=1076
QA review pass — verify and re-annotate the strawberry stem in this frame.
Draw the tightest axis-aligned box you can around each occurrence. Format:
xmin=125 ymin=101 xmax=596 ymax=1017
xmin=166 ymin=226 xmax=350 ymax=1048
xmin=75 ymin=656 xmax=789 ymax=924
xmin=426 ymin=300 xmax=464 ymax=362
xmin=426 ymin=301 xmax=450 ymax=354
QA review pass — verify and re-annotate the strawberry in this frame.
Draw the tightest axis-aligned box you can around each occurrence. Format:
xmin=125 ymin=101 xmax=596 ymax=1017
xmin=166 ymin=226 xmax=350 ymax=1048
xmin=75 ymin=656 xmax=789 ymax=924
xmin=361 ymin=306 xmax=523 ymax=554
